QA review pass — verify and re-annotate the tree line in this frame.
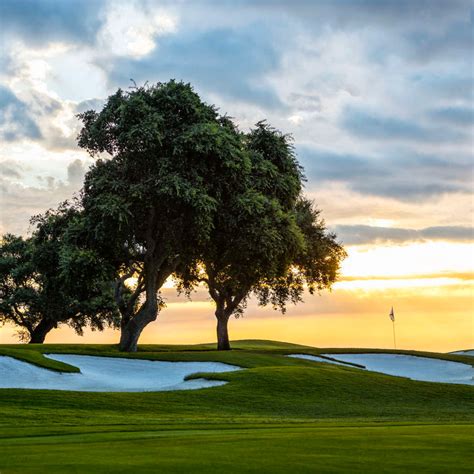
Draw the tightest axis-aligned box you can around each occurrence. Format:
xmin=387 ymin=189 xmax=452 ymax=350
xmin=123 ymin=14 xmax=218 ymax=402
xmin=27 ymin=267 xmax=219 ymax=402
xmin=0 ymin=81 xmax=346 ymax=352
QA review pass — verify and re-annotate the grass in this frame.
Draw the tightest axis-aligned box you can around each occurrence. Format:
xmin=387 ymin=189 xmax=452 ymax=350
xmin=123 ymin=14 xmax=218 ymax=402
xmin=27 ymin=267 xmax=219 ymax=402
xmin=2 ymin=424 xmax=472 ymax=474
xmin=0 ymin=340 xmax=473 ymax=473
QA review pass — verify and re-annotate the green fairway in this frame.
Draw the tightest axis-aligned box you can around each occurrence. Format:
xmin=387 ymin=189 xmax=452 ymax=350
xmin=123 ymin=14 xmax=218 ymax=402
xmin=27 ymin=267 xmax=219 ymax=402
xmin=0 ymin=341 xmax=473 ymax=473
xmin=1 ymin=423 xmax=472 ymax=474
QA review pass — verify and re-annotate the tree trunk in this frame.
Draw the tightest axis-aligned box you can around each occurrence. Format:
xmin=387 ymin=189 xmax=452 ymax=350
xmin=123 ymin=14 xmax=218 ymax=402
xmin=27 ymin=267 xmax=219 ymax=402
xmin=29 ymin=319 xmax=57 ymax=344
xmin=119 ymin=306 xmax=160 ymax=352
xmin=117 ymin=247 xmax=180 ymax=352
xmin=119 ymin=319 xmax=146 ymax=353
xmin=119 ymin=251 xmax=162 ymax=352
xmin=216 ymin=308 xmax=231 ymax=351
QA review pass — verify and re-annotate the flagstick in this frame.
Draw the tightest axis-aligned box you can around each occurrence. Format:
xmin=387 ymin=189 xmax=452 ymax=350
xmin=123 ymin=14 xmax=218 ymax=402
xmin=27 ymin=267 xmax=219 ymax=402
xmin=392 ymin=320 xmax=397 ymax=350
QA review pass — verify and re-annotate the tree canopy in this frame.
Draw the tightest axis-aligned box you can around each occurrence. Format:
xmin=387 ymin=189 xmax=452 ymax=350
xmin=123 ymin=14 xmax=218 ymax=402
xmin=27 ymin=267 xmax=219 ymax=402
xmin=178 ymin=122 xmax=346 ymax=350
xmin=0 ymin=203 xmax=118 ymax=343
xmin=78 ymin=80 xmax=251 ymax=351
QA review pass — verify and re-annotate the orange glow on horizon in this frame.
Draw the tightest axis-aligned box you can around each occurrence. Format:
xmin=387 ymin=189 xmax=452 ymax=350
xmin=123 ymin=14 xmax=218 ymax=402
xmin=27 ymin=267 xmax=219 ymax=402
xmin=0 ymin=240 xmax=472 ymax=352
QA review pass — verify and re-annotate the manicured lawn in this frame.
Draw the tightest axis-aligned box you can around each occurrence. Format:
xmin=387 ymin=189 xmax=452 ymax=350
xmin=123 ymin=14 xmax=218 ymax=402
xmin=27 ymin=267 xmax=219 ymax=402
xmin=0 ymin=340 xmax=472 ymax=472
xmin=1 ymin=423 xmax=472 ymax=473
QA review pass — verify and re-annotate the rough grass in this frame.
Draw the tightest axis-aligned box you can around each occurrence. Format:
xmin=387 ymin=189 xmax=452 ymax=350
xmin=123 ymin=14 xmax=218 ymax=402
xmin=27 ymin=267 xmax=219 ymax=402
xmin=0 ymin=340 xmax=472 ymax=473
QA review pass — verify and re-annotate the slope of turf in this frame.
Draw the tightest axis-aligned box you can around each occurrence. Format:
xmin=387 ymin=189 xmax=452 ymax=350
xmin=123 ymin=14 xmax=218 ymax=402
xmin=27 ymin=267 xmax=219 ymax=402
xmin=0 ymin=341 xmax=472 ymax=473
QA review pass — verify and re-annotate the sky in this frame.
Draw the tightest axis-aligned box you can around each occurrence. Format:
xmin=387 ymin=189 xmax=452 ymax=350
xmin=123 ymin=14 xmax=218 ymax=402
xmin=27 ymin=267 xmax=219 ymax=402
xmin=0 ymin=0 xmax=472 ymax=351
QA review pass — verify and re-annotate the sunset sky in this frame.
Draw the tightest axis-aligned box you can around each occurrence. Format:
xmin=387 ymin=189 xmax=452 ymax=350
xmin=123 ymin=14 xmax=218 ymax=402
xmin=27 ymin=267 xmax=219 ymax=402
xmin=0 ymin=0 xmax=472 ymax=351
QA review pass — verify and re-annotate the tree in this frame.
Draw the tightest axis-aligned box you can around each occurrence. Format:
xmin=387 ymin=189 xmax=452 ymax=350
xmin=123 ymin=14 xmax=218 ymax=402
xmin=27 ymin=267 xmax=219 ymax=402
xmin=0 ymin=204 xmax=119 ymax=343
xmin=77 ymin=80 xmax=250 ymax=351
xmin=178 ymin=124 xmax=346 ymax=350
xmin=177 ymin=122 xmax=302 ymax=349
xmin=0 ymin=234 xmax=42 ymax=342
xmin=255 ymin=197 xmax=346 ymax=315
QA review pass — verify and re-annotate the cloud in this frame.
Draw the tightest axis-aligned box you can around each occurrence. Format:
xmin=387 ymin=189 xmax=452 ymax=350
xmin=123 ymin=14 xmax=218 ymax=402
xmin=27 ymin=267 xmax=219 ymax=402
xmin=66 ymin=159 xmax=86 ymax=186
xmin=421 ymin=226 xmax=474 ymax=241
xmin=107 ymin=26 xmax=282 ymax=109
xmin=0 ymin=0 xmax=472 ymax=239
xmin=0 ymin=157 xmax=89 ymax=236
xmin=401 ymin=19 xmax=473 ymax=63
xmin=0 ymin=161 xmax=23 ymax=179
xmin=429 ymin=106 xmax=473 ymax=126
xmin=299 ymin=146 xmax=472 ymax=200
xmin=235 ymin=0 xmax=470 ymax=28
xmin=0 ymin=0 xmax=106 ymax=46
xmin=75 ymin=98 xmax=106 ymax=114
xmin=333 ymin=224 xmax=473 ymax=245
xmin=98 ymin=1 xmax=177 ymax=58
xmin=0 ymin=83 xmax=83 ymax=151
xmin=341 ymin=105 xmax=467 ymax=143
xmin=410 ymin=73 xmax=473 ymax=101
xmin=0 ymin=85 xmax=42 ymax=141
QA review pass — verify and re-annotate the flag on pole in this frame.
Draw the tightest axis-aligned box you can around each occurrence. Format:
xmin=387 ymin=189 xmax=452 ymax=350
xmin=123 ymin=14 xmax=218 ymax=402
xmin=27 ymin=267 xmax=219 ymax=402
xmin=389 ymin=307 xmax=395 ymax=322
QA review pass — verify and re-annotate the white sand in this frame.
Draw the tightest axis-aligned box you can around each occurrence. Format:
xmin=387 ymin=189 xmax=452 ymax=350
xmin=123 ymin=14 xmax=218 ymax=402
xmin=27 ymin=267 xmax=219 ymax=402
xmin=288 ymin=353 xmax=474 ymax=385
xmin=450 ymin=350 xmax=474 ymax=357
xmin=0 ymin=354 xmax=241 ymax=392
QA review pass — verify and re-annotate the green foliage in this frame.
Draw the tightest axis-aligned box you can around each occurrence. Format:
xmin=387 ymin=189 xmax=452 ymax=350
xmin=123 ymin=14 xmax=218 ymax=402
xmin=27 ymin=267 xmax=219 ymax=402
xmin=177 ymin=121 xmax=345 ymax=350
xmin=79 ymin=81 xmax=250 ymax=256
xmin=0 ymin=234 xmax=39 ymax=340
xmin=77 ymin=81 xmax=253 ymax=350
xmin=0 ymin=203 xmax=119 ymax=342
xmin=256 ymin=198 xmax=347 ymax=313
xmin=246 ymin=121 xmax=303 ymax=207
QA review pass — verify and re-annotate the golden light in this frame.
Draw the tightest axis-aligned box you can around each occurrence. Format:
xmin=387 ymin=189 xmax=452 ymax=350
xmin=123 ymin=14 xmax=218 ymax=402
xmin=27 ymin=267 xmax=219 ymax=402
xmin=341 ymin=241 xmax=474 ymax=280
xmin=335 ymin=276 xmax=474 ymax=292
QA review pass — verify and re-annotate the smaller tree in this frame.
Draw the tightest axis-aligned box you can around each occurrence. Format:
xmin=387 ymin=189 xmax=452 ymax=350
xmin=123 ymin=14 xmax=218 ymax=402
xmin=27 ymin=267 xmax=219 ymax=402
xmin=179 ymin=197 xmax=344 ymax=351
xmin=176 ymin=122 xmax=301 ymax=349
xmin=0 ymin=204 xmax=119 ymax=343
xmin=178 ymin=122 xmax=346 ymax=350
xmin=0 ymin=234 xmax=43 ymax=342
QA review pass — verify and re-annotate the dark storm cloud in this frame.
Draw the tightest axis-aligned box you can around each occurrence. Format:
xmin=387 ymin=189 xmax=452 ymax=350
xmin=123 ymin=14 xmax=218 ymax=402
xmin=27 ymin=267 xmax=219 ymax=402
xmin=107 ymin=26 xmax=283 ymax=109
xmin=333 ymin=224 xmax=473 ymax=245
xmin=0 ymin=0 xmax=105 ymax=45
xmin=0 ymin=86 xmax=41 ymax=141
xmin=299 ymin=146 xmax=472 ymax=200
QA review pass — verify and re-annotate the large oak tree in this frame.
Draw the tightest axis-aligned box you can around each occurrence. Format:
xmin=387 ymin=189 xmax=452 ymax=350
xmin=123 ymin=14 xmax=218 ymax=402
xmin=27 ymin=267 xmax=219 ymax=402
xmin=78 ymin=81 xmax=250 ymax=351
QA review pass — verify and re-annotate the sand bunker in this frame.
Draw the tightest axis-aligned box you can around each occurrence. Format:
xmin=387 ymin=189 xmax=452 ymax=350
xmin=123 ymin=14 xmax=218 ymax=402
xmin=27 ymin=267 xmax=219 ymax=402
xmin=0 ymin=354 xmax=241 ymax=392
xmin=289 ymin=353 xmax=474 ymax=385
